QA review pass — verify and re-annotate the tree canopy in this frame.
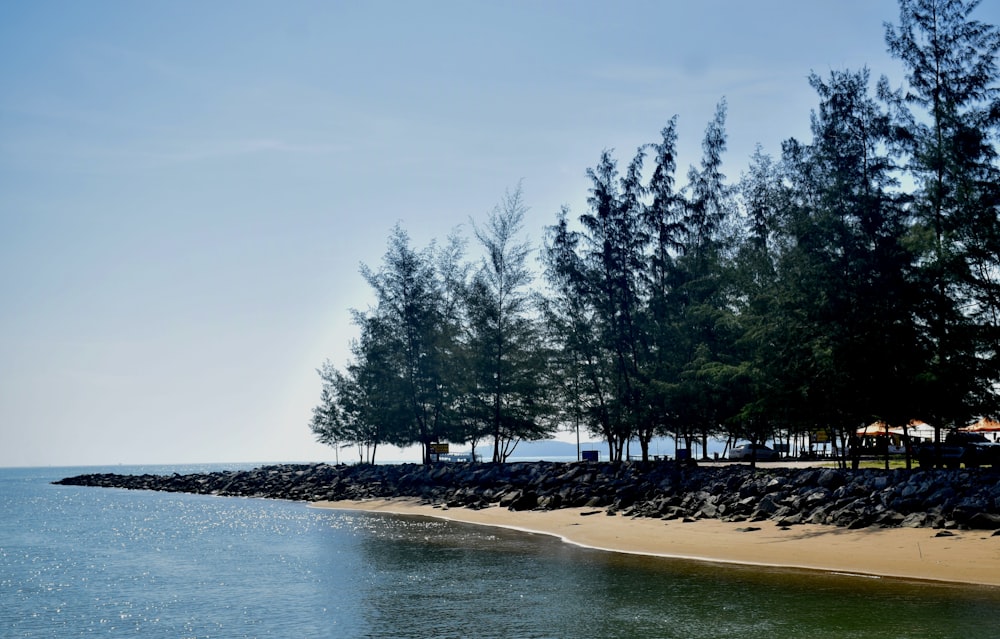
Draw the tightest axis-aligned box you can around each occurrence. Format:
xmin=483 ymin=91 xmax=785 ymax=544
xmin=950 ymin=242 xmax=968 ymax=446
xmin=313 ymin=0 xmax=1000 ymax=467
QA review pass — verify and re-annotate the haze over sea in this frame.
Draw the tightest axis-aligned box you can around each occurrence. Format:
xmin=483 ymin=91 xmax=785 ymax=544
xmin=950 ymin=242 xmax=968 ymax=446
xmin=4 ymin=465 xmax=1000 ymax=638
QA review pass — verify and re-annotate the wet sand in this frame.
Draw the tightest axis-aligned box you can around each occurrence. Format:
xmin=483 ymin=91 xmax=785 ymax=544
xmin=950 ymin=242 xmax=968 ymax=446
xmin=312 ymin=498 xmax=1000 ymax=587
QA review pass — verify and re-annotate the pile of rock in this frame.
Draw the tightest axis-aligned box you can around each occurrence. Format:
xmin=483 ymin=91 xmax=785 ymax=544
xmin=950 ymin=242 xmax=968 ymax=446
xmin=54 ymin=461 xmax=1000 ymax=530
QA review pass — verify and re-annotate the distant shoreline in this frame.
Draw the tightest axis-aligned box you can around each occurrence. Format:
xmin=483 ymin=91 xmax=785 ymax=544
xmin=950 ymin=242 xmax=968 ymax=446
xmin=314 ymin=498 xmax=1000 ymax=588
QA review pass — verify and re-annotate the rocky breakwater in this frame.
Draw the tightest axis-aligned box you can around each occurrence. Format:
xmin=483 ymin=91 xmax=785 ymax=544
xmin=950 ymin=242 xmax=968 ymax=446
xmin=54 ymin=461 xmax=1000 ymax=531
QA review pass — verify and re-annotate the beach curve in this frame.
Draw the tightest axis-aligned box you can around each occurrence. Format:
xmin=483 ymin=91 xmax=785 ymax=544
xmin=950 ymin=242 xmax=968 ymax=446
xmin=312 ymin=498 xmax=1000 ymax=588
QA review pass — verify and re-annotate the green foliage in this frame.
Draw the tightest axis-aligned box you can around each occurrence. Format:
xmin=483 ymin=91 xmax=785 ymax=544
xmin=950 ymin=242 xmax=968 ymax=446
xmin=885 ymin=0 xmax=1000 ymax=429
xmin=539 ymin=101 xmax=741 ymax=461
xmin=463 ymin=185 xmax=556 ymax=462
xmin=761 ymin=68 xmax=921 ymax=450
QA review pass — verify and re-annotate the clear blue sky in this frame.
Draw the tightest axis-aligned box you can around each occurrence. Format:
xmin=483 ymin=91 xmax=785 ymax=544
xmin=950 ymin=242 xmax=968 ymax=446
xmin=3 ymin=1 xmax=994 ymax=467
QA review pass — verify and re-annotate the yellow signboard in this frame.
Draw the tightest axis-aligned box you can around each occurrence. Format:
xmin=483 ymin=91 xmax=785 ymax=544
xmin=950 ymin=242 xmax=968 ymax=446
xmin=430 ymin=443 xmax=450 ymax=454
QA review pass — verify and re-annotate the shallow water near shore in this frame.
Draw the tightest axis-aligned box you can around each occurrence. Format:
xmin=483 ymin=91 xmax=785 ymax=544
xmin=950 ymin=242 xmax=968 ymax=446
xmin=3 ymin=465 xmax=1000 ymax=638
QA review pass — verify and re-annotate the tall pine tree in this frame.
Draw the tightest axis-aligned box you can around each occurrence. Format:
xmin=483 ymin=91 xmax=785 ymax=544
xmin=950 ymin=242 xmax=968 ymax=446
xmin=885 ymin=0 xmax=1000 ymax=430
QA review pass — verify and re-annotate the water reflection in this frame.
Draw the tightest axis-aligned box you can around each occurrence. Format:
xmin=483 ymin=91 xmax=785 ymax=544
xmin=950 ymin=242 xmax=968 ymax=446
xmin=346 ymin=511 xmax=1000 ymax=639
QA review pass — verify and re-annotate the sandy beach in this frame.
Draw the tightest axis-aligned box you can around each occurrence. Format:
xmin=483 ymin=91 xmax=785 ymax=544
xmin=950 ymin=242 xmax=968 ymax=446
xmin=313 ymin=498 xmax=1000 ymax=587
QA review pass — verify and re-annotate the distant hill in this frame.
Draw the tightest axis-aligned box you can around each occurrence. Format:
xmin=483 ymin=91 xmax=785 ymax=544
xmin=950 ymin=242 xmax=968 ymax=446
xmin=474 ymin=439 xmax=595 ymax=460
xmin=473 ymin=437 xmax=726 ymax=461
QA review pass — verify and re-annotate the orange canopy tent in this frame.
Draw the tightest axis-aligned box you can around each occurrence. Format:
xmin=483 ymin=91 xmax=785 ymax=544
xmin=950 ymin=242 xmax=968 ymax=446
xmin=963 ymin=418 xmax=1000 ymax=433
xmin=857 ymin=422 xmax=896 ymax=437
xmin=856 ymin=420 xmax=935 ymax=439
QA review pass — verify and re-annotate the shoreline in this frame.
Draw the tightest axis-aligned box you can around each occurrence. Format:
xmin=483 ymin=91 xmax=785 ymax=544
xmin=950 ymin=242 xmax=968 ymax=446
xmin=313 ymin=498 xmax=1000 ymax=588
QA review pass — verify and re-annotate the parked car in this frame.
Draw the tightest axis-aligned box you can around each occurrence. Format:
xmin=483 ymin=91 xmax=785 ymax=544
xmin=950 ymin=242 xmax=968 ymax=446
xmin=914 ymin=431 xmax=1000 ymax=468
xmin=729 ymin=443 xmax=778 ymax=461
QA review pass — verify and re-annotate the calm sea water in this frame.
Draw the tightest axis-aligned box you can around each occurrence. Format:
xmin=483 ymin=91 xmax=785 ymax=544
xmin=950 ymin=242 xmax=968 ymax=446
xmin=2 ymin=465 xmax=1000 ymax=639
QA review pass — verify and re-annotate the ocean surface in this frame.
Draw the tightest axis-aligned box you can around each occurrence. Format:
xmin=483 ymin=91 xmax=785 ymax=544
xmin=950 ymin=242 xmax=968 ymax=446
xmin=3 ymin=465 xmax=1000 ymax=639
